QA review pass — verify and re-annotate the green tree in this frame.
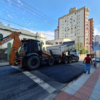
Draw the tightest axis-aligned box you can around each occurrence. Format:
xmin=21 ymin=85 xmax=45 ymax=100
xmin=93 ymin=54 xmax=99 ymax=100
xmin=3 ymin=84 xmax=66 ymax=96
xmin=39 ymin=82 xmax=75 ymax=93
xmin=75 ymin=44 xmax=78 ymax=49
xmin=86 ymin=50 xmax=89 ymax=54
xmin=75 ymin=42 xmax=89 ymax=54
xmin=75 ymin=42 xmax=84 ymax=50
xmin=82 ymin=48 xmax=86 ymax=54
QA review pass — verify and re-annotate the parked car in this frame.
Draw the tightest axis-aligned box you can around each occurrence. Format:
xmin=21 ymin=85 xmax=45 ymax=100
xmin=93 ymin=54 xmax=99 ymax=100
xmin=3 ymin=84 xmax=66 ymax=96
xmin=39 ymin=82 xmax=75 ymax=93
xmin=92 ymin=57 xmax=100 ymax=62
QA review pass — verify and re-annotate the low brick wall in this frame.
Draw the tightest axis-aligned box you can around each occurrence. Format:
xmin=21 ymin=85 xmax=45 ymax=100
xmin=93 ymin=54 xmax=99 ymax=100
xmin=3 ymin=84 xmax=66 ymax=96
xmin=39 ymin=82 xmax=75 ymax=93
xmin=79 ymin=54 xmax=86 ymax=61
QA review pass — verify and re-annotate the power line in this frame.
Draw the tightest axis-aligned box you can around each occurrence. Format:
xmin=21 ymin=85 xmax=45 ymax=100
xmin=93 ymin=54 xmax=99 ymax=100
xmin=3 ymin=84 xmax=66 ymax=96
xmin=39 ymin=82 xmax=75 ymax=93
xmin=19 ymin=0 xmax=57 ymax=23
xmin=13 ymin=0 xmax=57 ymax=24
xmin=0 ymin=17 xmax=54 ymax=37
xmin=0 ymin=17 xmax=26 ymax=28
xmin=4 ymin=0 xmax=57 ymax=26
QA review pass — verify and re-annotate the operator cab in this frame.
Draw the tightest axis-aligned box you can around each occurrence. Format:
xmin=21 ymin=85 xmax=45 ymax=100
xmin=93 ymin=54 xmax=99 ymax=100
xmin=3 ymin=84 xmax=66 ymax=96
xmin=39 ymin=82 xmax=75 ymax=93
xmin=18 ymin=39 xmax=42 ymax=57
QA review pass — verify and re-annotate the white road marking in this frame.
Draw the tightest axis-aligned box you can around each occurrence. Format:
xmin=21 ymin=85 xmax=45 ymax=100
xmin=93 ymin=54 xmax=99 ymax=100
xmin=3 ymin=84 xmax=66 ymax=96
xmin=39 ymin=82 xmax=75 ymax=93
xmin=11 ymin=66 xmax=56 ymax=93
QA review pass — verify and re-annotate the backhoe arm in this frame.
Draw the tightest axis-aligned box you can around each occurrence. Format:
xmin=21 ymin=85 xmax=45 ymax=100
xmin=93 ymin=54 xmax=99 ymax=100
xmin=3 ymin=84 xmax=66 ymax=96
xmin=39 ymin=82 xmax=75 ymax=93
xmin=0 ymin=32 xmax=22 ymax=66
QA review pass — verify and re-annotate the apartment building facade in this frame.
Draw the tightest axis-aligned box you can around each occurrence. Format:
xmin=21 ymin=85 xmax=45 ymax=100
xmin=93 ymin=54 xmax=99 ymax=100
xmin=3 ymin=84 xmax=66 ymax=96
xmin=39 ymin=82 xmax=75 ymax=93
xmin=88 ymin=18 xmax=94 ymax=53
xmin=94 ymin=35 xmax=100 ymax=57
xmin=54 ymin=26 xmax=59 ymax=39
xmin=56 ymin=7 xmax=94 ymax=53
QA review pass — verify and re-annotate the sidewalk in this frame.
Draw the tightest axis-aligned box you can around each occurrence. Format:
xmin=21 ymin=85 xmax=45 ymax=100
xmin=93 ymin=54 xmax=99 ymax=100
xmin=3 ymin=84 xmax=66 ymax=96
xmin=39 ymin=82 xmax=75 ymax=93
xmin=0 ymin=62 xmax=9 ymax=67
xmin=52 ymin=63 xmax=100 ymax=100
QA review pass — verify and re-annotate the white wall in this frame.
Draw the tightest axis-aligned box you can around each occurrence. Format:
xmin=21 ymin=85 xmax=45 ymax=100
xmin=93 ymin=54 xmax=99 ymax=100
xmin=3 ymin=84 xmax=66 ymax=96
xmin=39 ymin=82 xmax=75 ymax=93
xmin=0 ymin=22 xmax=46 ymax=49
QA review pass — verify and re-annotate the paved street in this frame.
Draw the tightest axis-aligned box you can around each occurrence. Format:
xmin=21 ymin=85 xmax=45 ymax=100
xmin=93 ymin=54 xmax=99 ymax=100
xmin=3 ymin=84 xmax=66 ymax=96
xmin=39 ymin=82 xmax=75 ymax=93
xmin=0 ymin=61 xmax=84 ymax=100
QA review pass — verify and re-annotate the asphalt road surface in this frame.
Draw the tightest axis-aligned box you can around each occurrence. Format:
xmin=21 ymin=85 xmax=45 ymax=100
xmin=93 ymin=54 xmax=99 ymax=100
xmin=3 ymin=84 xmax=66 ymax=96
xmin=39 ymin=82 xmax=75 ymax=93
xmin=0 ymin=61 xmax=84 ymax=100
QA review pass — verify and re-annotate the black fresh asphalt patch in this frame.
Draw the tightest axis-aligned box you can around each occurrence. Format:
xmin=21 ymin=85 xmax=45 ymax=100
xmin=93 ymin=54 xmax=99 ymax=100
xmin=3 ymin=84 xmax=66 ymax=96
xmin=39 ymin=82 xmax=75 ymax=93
xmin=39 ymin=63 xmax=84 ymax=83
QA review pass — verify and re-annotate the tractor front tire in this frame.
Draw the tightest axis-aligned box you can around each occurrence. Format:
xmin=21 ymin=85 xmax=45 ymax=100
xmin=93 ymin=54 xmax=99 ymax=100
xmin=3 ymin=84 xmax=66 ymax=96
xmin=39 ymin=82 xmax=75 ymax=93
xmin=26 ymin=56 xmax=40 ymax=70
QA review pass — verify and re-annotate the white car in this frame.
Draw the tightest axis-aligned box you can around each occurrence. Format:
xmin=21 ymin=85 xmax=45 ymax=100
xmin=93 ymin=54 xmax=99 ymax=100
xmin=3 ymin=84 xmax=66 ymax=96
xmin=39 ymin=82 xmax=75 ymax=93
xmin=92 ymin=57 xmax=100 ymax=62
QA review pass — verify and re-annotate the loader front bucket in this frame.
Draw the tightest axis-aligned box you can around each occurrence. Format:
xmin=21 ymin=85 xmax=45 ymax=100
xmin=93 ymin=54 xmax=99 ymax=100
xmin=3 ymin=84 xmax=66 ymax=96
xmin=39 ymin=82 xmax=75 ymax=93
xmin=0 ymin=48 xmax=7 ymax=56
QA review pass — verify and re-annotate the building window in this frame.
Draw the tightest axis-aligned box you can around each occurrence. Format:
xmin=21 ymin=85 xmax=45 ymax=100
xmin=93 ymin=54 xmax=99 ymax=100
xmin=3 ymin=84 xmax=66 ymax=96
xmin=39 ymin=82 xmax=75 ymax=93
xmin=70 ymin=18 xmax=72 ymax=20
xmin=65 ymin=20 xmax=66 ymax=22
xmin=0 ymin=34 xmax=3 ymax=39
xmin=75 ymin=27 xmax=76 ymax=28
xmin=59 ymin=42 xmax=62 ymax=44
xmin=56 ymin=42 xmax=58 ymax=44
xmin=75 ymin=34 xmax=76 ymax=36
xmin=75 ymin=13 xmax=76 ymax=14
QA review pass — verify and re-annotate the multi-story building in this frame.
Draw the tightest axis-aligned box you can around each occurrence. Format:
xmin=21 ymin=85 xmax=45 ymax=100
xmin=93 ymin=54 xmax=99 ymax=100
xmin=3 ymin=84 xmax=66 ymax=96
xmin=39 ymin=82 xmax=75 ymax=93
xmin=94 ymin=35 xmax=100 ymax=57
xmin=57 ymin=6 xmax=94 ymax=53
xmin=88 ymin=18 xmax=94 ymax=53
xmin=94 ymin=35 xmax=100 ymax=43
xmin=54 ymin=26 xmax=59 ymax=39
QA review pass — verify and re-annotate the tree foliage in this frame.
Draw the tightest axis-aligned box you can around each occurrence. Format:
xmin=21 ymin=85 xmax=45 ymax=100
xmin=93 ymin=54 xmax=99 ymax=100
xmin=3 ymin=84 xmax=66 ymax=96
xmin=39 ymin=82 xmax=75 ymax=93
xmin=75 ymin=42 xmax=89 ymax=54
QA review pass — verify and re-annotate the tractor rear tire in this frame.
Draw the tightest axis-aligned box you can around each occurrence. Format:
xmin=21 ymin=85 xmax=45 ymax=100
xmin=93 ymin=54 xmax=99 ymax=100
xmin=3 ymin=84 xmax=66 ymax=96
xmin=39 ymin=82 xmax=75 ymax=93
xmin=47 ymin=57 xmax=54 ymax=66
xmin=76 ymin=57 xmax=79 ymax=62
xmin=64 ymin=57 xmax=68 ymax=64
xmin=68 ymin=57 xmax=72 ymax=63
xmin=26 ymin=56 xmax=40 ymax=70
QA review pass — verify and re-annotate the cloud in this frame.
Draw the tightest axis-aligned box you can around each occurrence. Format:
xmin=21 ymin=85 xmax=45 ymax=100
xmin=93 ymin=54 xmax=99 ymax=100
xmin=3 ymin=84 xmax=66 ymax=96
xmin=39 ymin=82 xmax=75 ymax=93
xmin=38 ymin=31 xmax=54 ymax=40
xmin=94 ymin=28 xmax=100 ymax=36
xmin=7 ymin=14 xmax=14 ymax=19
xmin=23 ymin=28 xmax=54 ymax=40
xmin=18 ymin=0 xmax=23 ymax=5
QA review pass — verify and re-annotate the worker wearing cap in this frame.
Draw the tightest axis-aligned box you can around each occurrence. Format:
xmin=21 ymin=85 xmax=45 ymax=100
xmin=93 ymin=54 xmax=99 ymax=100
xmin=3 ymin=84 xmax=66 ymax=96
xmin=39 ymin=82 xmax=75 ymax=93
xmin=83 ymin=54 xmax=92 ymax=74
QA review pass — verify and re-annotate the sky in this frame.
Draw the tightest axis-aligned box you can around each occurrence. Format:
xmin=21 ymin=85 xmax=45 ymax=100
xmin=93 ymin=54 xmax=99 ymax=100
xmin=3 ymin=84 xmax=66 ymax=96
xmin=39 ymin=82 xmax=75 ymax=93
xmin=0 ymin=0 xmax=100 ymax=40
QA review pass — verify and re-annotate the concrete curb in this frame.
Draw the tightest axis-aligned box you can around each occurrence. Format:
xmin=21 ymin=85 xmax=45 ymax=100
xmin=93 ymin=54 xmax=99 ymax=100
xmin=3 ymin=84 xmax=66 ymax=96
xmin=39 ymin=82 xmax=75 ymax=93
xmin=0 ymin=62 xmax=10 ymax=67
xmin=0 ymin=65 xmax=10 ymax=67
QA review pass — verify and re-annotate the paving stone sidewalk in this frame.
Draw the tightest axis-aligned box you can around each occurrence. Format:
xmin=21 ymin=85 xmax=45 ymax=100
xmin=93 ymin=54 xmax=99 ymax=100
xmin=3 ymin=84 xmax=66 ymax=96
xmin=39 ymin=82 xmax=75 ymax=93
xmin=52 ymin=64 xmax=100 ymax=100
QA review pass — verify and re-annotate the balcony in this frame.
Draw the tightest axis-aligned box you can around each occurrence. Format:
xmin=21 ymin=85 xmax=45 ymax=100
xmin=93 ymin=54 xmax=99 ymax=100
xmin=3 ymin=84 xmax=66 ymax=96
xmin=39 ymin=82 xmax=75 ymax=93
xmin=85 ymin=16 xmax=88 ymax=19
xmin=86 ymin=27 xmax=88 ymax=30
xmin=86 ymin=38 xmax=88 ymax=40
xmin=86 ymin=12 xmax=90 ymax=15
xmin=86 ymin=24 xmax=88 ymax=26
xmin=85 ymin=32 xmax=88 ymax=35
xmin=85 ymin=19 xmax=88 ymax=22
